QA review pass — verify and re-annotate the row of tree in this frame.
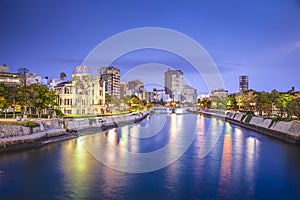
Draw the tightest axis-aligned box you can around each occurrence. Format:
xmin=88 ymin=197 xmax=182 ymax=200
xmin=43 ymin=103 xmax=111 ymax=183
xmin=105 ymin=93 xmax=153 ymax=113
xmin=0 ymin=83 xmax=57 ymax=118
xmin=199 ymin=89 xmax=300 ymax=119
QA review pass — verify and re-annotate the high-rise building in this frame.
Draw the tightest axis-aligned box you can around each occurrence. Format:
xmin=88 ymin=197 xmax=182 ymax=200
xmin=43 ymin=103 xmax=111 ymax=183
xmin=239 ymin=75 xmax=249 ymax=92
xmin=120 ymin=82 xmax=127 ymax=99
xmin=164 ymin=68 xmax=183 ymax=101
xmin=98 ymin=66 xmax=120 ymax=98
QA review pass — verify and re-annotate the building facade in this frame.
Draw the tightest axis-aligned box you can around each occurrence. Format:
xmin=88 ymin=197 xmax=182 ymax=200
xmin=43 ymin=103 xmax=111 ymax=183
xmin=0 ymin=65 xmax=21 ymax=87
xmin=54 ymin=66 xmax=106 ymax=115
xmin=98 ymin=66 xmax=120 ymax=98
xmin=164 ymin=68 xmax=183 ymax=102
xmin=120 ymin=82 xmax=127 ymax=99
xmin=239 ymin=75 xmax=249 ymax=92
xmin=182 ymin=85 xmax=197 ymax=103
xmin=211 ymin=88 xmax=228 ymax=98
xmin=127 ymin=79 xmax=144 ymax=96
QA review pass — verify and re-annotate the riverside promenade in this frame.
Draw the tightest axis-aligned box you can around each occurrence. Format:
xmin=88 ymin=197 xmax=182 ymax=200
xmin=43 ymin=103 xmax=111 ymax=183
xmin=0 ymin=111 xmax=150 ymax=152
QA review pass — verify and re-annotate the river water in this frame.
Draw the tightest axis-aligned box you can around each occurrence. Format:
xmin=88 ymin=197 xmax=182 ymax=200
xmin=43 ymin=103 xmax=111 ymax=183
xmin=1 ymin=113 xmax=300 ymax=199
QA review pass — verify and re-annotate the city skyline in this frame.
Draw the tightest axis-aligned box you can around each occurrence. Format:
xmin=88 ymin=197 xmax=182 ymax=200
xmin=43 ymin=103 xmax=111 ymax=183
xmin=1 ymin=0 xmax=299 ymax=93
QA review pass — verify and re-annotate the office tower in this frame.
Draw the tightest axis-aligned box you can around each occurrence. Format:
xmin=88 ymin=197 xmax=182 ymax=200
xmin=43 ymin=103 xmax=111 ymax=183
xmin=98 ymin=66 xmax=120 ymax=98
xmin=239 ymin=75 xmax=248 ymax=92
xmin=164 ymin=68 xmax=183 ymax=101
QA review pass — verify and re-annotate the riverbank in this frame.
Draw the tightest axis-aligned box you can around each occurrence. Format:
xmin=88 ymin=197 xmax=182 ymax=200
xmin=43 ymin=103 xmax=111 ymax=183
xmin=188 ymin=108 xmax=300 ymax=144
xmin=0 ymin=111 xmax=150 ymax=153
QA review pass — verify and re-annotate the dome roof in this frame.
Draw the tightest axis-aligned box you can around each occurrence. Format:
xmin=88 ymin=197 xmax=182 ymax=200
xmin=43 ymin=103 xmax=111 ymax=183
xmin=72 ymin=65 xmax=92 ymax=75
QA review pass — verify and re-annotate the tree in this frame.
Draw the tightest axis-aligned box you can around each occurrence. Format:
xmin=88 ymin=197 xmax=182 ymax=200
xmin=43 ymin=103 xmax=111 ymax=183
xmin=0 ymin=84 xmax=18 ymax=118
xmin=276 ymin=93 xmax=292 ymax=117
xmin=255 ymin=91 xmax=271 ymax=116
xmin=18 ymin=68 xmax=29 ymax=116
xmin=287 ymin=97 xmax=300 ymax=119
xmin=226 ymin=94 xmax=237 ymax=110
xmin=211 ymin=96 xmax=226 ymax=110
xmin=0 ymin=83 xmax=9 ymax=118
xmin=129 ymin=95 xmax=143 ymax=112
xmin=239 ymin=90 xmax=256 ymax=110
xmin=25 ymin=84 xmax=57 ymax=118
xmin=199 ymin=98 xmax=211 ymax=109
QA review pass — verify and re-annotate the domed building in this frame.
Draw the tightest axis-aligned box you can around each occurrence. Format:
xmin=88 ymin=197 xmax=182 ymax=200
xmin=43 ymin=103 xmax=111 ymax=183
xmin=54 ymin=65 xmax=106 ymax=115
xmin=72 ymin=65 xmax=106 ymax=115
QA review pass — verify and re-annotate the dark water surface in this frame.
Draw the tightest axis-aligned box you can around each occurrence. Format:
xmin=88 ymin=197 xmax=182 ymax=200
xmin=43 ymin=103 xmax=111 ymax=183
xmin=1 ymin=113 xmax=300 ymax=199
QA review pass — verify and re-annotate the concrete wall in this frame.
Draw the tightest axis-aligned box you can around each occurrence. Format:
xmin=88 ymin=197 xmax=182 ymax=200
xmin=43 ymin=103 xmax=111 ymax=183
xmin=249 ymin=116 xmax=272 ymax=129
xmin=226 ymin=111 xmax=300 ymax=143
xmin=0 ymin=125 xmax=41 ymax=138
xmin=64 ymin=112 xmax=150 ymax=132
xmin=270 ymin=121 xmax=300 ymax=138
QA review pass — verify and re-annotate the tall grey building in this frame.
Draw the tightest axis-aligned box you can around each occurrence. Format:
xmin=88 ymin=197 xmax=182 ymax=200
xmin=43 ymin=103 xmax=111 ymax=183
xmin=239 ymin=75 xmax=249 ymax=92
xmin=98 ymin=66 xmax=120 ymax=98
xmin=164 ymin=68 xmax=183 ymax=101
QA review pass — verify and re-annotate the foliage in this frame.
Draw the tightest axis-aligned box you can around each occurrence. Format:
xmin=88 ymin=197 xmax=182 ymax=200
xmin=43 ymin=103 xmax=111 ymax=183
xmin=276 ymin=93 xmax=292 ymax=117
xmin=0 ymin=120 xmax=39 ymax=127
xmin=129 ymin=95 xmax=143 ymax=112
xmin=226 ymin=94 xmax=237 ymax=110
xmin=287 ymin=97 xmax=300 ymax=119
xmin=55 ymin=109 xmax=64 ymax=118
xmin=244 ymin=115 xmax=252 ymax=123
xmin=199 ymin=98 xmax=211 ymax=109
xmin=0 ymin=83 xmax=18 ymax=118
xmin=211 ymin=96 xmax=226 ymax=110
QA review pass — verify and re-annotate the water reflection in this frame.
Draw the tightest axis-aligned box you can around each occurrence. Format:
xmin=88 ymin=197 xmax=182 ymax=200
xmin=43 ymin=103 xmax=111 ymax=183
xmin=217 ymin=123 xmax=232 ymax=198
xmin=60 ymin=139 xmax=92 ymax=199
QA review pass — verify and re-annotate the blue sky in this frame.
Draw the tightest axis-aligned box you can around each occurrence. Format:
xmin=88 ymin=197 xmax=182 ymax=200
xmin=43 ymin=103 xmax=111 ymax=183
xmin=0 ymin=0 xmax=300 ymax=93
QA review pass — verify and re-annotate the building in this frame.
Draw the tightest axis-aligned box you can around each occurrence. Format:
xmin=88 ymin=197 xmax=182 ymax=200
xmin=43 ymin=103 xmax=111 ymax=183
xmin=182 ymin=85 xmax=197 ymax=103
xmin=127 ymin=79 xmax=144 ymax=95
xmin=54 ymin=81 xmax=73 ymax=115
xmin=164 ymin=68 xmax=183 ymax=101
xmin=98 ymin=66 xmax=120 ymax=98
xmin=239 ymin=75 xmax=249 ymax=92
xmin=26 ymin=72 xmax=42 ymax=85
xmin=0 ymin=65 xmax=21 ymax=87
xmin=120 ymin=82 xmax=127 ymax=99
xmin=152 ymin=88 xmax=170 ymax=102
xmin=211 ymin=88 xmax=228 ymax=98
xmin=54 ymin=66 xmax=106 ymax=115
xmin=0 ymin=65 xmax=9 ymax=73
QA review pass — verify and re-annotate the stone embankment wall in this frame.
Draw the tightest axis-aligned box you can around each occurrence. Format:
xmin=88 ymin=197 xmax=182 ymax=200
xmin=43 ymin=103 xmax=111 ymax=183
xmin=226 ymin=112 xmax=300 ymax=143
xmin=65 ymin=112 xmax=150 ymax=132
xmin=0 ymin=125 xmax=41 ymax=138
xmin=192 ymin=109 xmax=300 ymax=144
xmin=0 ymin=111 xmax=150 ymax=152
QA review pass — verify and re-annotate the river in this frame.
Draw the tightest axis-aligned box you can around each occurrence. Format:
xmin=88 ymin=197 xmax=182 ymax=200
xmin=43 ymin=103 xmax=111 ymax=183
xmin=1 ymin=112 xmax=300 ymax=199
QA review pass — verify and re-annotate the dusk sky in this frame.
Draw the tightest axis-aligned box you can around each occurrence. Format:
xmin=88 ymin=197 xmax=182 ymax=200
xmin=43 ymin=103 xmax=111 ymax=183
xmin=1 ymin=0 xmax=300 ymax=93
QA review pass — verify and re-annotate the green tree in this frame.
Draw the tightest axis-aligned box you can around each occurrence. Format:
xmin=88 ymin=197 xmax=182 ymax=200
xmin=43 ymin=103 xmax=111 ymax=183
xmin=0 ymin=83 xmax=9 ymax=118
xmin=226 ymin=94 xmax=237 ymax=110
xmin=211 ymin=96 xmax=226 ymax=110
xmin=18 ymin=68 xmax=29 ymax=115
xmin=199 ymin=98 xmax=211 ymax=109
xmin=255 ymin=91 xmax=271 ymax=116
xmin=0 ymin=84 xmax=18 ymax=118
xmin=287 ymin=97 xmax=300 ymax=119
xmin=276 ymin=93 xmax=292 ymax=117
xmin=27 ymin=84 xmax=57 ymax=118
xmin=129 ymin=95 xmax=143 ymax=112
